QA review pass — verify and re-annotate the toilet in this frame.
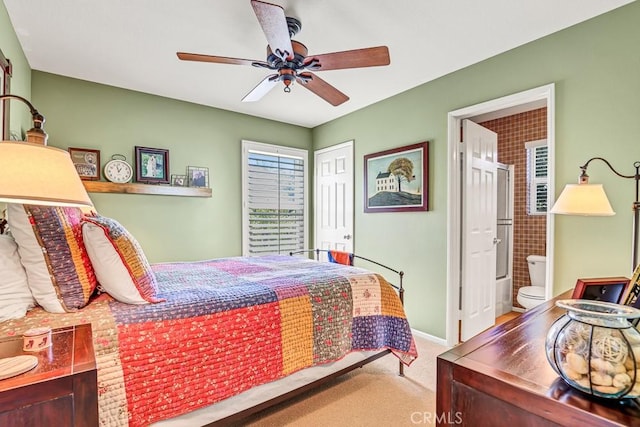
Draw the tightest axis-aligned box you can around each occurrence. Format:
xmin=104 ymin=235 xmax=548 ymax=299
xmin=517 ymin=255 xmax=547 ymax=310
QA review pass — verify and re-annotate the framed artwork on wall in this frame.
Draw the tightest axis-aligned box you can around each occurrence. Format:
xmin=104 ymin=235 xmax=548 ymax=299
xmin=68 ymin=147 xmax=100 ymax=180
xmin=135 ymin=146 xmax=170 ymax=184
xmin=364 ymin=141 xmax=429 ymax=213
xmin=572 ymin=276 xmax=630 ymax=303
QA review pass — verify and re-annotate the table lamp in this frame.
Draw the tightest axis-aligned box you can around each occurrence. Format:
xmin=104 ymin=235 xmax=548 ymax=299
xmin=550 ymin=157 xmax=639 ymax=272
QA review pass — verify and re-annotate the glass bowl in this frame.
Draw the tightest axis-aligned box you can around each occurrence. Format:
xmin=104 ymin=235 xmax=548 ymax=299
xmin=545 ymin=299 xmax=640 ymax=399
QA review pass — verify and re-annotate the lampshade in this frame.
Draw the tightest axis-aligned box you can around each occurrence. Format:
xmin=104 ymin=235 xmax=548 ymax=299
xmin=549 ymin=183 xmax=615 ymax=216
xmin=0 ymin=141 xmax=93 ymax=207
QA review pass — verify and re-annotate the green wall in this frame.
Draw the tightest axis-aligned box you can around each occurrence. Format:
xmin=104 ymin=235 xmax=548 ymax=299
xmin=312 ymin=2 xmax=640 ymax=337
xmin=0 ymin=2 xmax=31 ymax=134
xmin=31 ymin=72 xmax=312 ymax=262
xmin=4 ymin=1 xmax=640 ymax=340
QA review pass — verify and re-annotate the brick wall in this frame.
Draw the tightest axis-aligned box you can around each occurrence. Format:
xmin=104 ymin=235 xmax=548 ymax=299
xmin=480 ymin=107 xmax=547 ymax=308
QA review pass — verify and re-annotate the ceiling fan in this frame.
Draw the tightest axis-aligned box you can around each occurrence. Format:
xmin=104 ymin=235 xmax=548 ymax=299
xmin=176 ymin=0 xmax=390 ymax=106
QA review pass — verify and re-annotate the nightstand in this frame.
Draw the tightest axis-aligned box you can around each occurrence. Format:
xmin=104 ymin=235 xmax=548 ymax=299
xmin=0 ymin=323 xmax=98 ymax=427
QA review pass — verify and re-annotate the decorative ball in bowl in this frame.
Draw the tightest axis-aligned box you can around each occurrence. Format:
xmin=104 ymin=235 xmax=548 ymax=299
xmin=545 ymin=299 xmax=640 ymax=399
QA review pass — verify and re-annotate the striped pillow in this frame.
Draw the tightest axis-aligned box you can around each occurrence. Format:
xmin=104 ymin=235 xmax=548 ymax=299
xmin=7 ymin=204 xmax=97 ymax=313
xmin=81 ymin=214 xmax=163 ymax=304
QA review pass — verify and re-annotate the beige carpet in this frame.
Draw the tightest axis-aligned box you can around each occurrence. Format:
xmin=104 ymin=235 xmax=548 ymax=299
xmin=242 ymin=336 xmax=449 ymax=427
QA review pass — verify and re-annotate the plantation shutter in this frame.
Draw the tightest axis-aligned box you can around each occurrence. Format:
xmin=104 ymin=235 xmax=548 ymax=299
xmin=526 ymin=140 xmax=548 ymax=215
xmin=242 ymin=141 xmax=307 ymax=256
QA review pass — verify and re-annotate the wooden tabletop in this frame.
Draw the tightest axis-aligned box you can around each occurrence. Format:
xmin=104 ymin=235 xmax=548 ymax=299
xmin=0 ymin=323 xmax=95 ymax=392
xmin=437 ymin=292 xmax=640 ymax=426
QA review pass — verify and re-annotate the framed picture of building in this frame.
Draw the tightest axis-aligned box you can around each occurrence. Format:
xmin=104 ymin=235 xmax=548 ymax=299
xmin=364 ymin=141 xmax=429 ymax=213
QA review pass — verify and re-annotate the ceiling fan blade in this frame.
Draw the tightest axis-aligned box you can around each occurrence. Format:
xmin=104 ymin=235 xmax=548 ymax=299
xmin=242 ymin=74 xmax=280 ymax=102
xmin=305 ymin=46 xmax=390 ymax=71
xmin=251 ymin=0 xmax=294 ymax=60
xmin=297 ymin=72 xmax=349 ymax=106
xmin=177 ymin=52 xmax=267 ymax=67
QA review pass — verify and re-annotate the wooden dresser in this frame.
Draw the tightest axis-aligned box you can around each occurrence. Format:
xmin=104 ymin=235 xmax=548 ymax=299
xmin=437 ymin=292 xmax=640 ymax=426
xmin=0 ymin=323 xmax=98 ymax=427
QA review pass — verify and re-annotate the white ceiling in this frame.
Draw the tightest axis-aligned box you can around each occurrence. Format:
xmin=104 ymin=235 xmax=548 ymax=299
xmin=3 ymin=0 xmax=634 ymax=128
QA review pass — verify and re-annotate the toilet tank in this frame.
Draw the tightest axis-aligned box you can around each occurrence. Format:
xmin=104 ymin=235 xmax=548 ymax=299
xmin=527 ymin=255 xmax=547 ymax=287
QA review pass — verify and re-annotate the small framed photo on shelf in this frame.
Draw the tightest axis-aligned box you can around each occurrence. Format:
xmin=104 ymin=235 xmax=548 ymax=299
xmin=187 ymin=166 xmax=209 ymax=188
xmin=68 ymin=147 xmax=100 ymax=180
xmin=572 ymin=277 xmax=630 ymax=304
xmin=171 ymin=174 xmax=188 ymax=187
xmin=135 ymin=146 xmax=169 ymax=184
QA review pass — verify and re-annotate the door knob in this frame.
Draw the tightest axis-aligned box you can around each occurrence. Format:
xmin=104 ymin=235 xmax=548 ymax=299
xmin=344 ymin=234 xmax=352 ymax=240
xmin=493 ymin=237 xmax=502 ymax=245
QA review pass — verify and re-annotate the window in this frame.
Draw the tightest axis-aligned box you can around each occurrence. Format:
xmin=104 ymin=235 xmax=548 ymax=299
xmin=242 ymin=140 xmax=308 ymax=256
xmin=526 ymin=139 xmax=548 ymax=215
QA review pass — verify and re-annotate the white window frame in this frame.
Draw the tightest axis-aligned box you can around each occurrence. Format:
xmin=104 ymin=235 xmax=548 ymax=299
xmin=525 ymin=139 xmax=548 ymax=215
xmin=241 ymin=140 xmax=308 ymax=256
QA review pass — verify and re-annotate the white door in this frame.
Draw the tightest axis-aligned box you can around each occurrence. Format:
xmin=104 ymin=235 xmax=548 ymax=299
xmin=314 ymin=141 xmax=354 ymax=261
xmin=461 ymin=120 xmax=498 ymax=341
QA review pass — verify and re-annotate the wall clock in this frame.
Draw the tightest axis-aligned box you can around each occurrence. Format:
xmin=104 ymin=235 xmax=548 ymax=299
xmin=104 ymin=154 xmax=133 ymax=183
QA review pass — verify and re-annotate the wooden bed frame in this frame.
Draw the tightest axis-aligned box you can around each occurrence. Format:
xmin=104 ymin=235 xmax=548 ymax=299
xmin=204 ymin=250 xmax=407 ymax=426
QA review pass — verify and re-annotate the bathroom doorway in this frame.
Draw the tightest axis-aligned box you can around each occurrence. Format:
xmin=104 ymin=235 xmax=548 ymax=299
xmin=477 ymin=114 xmax=548 ymax=315
xmin=445 ymin=84 xmax=556 ymax=347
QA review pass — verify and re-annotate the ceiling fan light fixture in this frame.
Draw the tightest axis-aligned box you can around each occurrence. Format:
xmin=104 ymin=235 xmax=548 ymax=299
xmin=281 ymin=71 xmax=296 ymax=93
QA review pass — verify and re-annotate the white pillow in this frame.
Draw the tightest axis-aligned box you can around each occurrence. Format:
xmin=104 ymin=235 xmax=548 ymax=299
xmin=82 ymin=216 xmax=162 ymax=304
xmin=0 ymin=234 xmax=36 ymax=321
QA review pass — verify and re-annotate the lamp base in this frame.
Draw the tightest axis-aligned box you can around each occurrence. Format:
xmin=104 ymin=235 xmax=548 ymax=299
xmin=25 ymin=128 xmax=48 ymax=146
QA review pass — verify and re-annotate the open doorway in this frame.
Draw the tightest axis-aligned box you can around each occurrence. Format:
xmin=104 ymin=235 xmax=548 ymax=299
xmin=445 ymin=84 xmax=556 ymax=347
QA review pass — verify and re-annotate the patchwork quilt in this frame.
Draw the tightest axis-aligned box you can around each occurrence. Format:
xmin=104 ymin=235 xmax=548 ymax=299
xmin=0 ymin=255 xmax=417 ymax=426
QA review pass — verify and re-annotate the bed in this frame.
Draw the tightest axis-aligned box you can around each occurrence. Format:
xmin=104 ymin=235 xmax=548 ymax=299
xmin=0 ymin=206 xmax=417 ymax=427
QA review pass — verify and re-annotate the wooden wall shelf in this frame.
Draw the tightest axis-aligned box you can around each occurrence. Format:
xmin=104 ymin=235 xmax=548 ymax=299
xmin=83 ymin=181 xmax=212 ymax=198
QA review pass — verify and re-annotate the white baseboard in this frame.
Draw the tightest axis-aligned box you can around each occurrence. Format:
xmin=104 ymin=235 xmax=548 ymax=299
xmin=512 ymin=307 xmax=525 ymax=313
xmin=411 ymin=328 xmax=448 ymax=347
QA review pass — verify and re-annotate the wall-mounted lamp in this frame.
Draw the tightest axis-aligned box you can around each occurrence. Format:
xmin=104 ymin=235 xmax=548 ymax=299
xmin=0 ymin=94 xmax=47 ymax=145
xmin=0 ymin=94 xmax=91 ymax=208
xmin=550 ymin=157 xmax=640 ymax=272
